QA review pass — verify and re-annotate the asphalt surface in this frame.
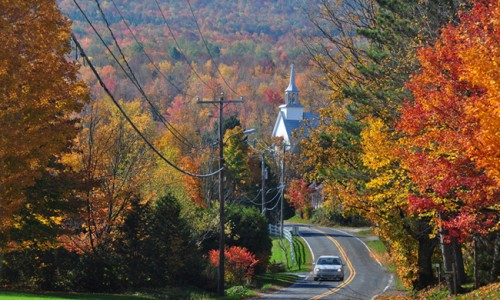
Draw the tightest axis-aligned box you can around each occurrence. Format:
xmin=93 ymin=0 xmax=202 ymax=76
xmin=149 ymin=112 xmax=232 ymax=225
xmin=254 ymin=225 xmax=394 ymax=300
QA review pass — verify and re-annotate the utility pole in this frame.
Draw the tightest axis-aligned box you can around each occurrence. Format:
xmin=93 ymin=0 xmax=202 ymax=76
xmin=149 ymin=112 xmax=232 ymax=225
xmin=261 ymin=153 xmax=266 ymax=216
xmin=197 ymin=92 xmax=243 ymax=297
xmin=280 ymin=143 xmax=286 ymax=237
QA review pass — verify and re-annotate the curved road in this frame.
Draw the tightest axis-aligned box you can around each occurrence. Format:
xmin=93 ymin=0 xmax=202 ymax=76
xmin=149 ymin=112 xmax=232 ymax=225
xmin=256 ymin=225 xmax=393 ymax=299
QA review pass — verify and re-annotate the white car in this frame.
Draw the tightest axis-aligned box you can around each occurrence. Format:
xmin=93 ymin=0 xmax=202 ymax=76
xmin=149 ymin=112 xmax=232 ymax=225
xmin=313 ymin=255 xmax=344 ymax=281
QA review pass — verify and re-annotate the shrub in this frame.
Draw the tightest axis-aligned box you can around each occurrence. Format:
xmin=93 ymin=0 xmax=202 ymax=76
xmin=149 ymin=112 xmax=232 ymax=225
xmin=226 ymin=285 xmax=256 ymax=298
xmin=225 ymin=204 xmax=272 ymax=273
xmin=209 ymin=246 xmax=259 ymax=285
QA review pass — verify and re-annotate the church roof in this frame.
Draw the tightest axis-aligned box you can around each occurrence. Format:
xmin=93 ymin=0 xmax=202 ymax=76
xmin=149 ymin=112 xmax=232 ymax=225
xmin=280 ymin=111 xmax=319 ymax=142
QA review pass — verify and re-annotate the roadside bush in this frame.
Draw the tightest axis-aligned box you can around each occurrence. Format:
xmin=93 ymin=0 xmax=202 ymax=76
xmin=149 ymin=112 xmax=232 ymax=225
xmin=225 ymin=204 xmax=272 ymax=273
xmin=267 ymin=262 xmax=285 ymax=273
xmin=209 ymin=246 xmax=259 ymax=286
xmin=75 ymin=252 xmax=120 ymax=292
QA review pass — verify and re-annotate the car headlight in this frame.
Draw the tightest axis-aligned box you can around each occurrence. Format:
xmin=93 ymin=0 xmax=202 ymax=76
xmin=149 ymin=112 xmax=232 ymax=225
xmin=337 ymin=268 xmax=342 ymax=272
xmin=315 ymin=268 xmax=320 ymax=273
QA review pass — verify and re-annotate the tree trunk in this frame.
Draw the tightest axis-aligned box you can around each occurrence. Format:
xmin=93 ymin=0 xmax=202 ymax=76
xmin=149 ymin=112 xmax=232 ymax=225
xmin=490 ymin=232 xmax=500 ymax=283
xmin=474 ymin=236 xmax=478 ymax=289
xmin=415 ymin=236 xmax=439 ymax=289
xmin=451 ymin=237 xmax=467 ymax=287
xmin=0 ymin=251 xmax=3 ymax=275
xmin=440 ymin=232 xmax=457 ymax=295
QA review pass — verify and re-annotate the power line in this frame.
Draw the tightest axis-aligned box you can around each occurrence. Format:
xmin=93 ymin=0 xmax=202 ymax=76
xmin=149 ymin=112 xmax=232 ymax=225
xmin=152 ymin=0 xmax=214 ymax=93
xmin=109 ymin=0 xmax=195 ymax=98
xmin=266 ymin=191 xmax=283 ymax=212
xmin=78 ymin=0 xmax=197 ymax=151
xmin=94 ymin=0 xmax=195 ymax=149
xmin=240 ymin=187 xmax=282 ymax=206
xmin=72 ymin=33 xmax=221 ymax=178
xmin=186 ymin=0 xmax=240 ymax=97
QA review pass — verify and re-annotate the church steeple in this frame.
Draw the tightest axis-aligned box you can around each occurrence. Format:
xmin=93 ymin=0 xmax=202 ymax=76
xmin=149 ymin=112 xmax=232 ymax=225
xmin=285 ymin=64 xmax=300 ymax=105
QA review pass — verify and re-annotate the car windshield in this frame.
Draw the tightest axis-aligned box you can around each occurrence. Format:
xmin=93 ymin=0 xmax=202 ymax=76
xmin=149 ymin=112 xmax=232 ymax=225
xmin=317 ymin=257 xmax=341 ymax=265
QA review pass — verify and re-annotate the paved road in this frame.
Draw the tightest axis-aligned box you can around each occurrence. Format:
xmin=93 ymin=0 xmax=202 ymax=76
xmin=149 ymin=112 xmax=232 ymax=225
xmin=255 ymin=225 xmax=393 ymax=300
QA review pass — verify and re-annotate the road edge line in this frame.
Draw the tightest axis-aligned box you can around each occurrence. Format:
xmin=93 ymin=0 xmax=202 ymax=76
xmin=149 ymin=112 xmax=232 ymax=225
xmin=334 ymin=228 xmax=383 ymax=267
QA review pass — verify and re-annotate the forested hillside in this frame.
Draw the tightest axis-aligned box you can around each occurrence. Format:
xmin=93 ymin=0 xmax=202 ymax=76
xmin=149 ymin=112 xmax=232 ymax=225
xmin=59 ymin=0 xmax=327 ymax=136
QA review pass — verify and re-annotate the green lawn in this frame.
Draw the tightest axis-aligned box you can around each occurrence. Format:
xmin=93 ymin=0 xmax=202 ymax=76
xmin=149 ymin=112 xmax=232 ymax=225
xmin=252 ymin=235 xmax=312 ymax=294
xmin=0 ymin=289 xmax=215 ymax=300
xmin=0 ymin=291 xmax=153 ymax=300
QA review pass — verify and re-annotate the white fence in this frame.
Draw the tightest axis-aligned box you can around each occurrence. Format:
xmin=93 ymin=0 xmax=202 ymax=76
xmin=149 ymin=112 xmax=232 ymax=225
xmin=268 ymin=224 xmax=295 ymax=266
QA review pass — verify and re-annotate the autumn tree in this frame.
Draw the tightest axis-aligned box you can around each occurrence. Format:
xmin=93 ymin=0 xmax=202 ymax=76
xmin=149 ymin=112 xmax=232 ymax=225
xmin=152 ymin=96 xmax=205 ymax=206
xmin=397 ymin=0 xmax=500 ymax=290
xmin=301 ymin=0 xmax=465 ymax=288
xmin=61 ymin=98 xmax=156 ymax=253
xmin=285 ymin=178 xmax=313 ymax=219
xmin=0 ymin=0 xmax=88 ymax=242
xmin=224 ymin=125 xmax=251 ymax=193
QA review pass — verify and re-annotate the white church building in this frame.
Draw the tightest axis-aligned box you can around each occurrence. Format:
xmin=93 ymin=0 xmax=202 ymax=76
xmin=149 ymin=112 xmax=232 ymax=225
xmin=272 ymin=64 xmax=317 ymax=148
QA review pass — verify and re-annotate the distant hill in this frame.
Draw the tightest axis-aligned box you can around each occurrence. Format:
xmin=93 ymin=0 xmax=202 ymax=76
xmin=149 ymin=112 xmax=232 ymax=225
xmin=59 ymin=0 xmax=326 ymax=136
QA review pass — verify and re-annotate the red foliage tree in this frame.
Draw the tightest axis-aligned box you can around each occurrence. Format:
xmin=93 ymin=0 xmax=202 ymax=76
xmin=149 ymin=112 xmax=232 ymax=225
xmin=285 ymin=178 xmax=313 ymax=219
xmin=264 ymin=89 xmax=284 ymax=106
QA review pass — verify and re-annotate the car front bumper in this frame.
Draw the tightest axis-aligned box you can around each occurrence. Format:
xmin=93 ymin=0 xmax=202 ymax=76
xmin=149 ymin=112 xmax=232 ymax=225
xmin=314 ymin=270 xmax=344 ymax=280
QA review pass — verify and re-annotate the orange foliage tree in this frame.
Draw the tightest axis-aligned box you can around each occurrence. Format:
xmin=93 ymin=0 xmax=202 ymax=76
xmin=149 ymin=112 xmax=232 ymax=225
xmin=397 ymin=0 xmax=499 ymax=243
xmin=0 ymin=0 xmax=88 ymax=236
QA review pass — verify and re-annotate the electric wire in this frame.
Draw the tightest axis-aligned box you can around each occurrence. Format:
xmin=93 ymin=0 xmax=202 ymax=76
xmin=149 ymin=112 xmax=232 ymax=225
xmin=93 ymin=0 xmax=196 ymax=149
xmin=109 ymin=0 xmax=195 ymax=99
xmin=265 ymin=190 xmax=283 ymax=211
xmin=152 ymin=0 xmax=214 ymax=93
xmin=81 ymin=0 xmax=198 ymax=151
xmin=242 ymin=187 xmax=281 ymax=206
xmin=72 ymin=33 xmax=221 ymax=178
xmin=186 ymin=0 xmax=241 ymax=97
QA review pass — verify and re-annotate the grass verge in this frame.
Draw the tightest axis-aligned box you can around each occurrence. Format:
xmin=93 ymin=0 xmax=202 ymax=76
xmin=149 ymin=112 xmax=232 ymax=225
xmin=269 ymin=236 xmax=312 ymax=273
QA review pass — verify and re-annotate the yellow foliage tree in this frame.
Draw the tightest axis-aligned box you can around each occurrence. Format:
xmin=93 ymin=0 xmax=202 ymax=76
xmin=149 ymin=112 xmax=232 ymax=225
xmin=360 ymin=117 xmax=420 ymax=287
xmin=61 ymin=98 xmax=156 ymax=253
